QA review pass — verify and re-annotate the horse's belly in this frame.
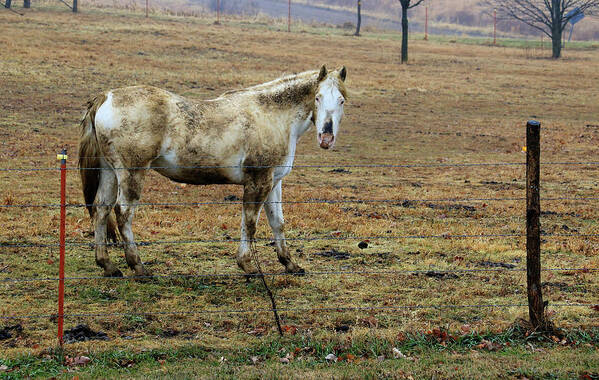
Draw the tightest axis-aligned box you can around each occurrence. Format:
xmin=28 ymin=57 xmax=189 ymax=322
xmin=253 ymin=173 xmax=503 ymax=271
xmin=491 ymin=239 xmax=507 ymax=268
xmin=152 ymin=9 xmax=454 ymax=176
xmin=154 ymin=166 xmax=240 ymax=185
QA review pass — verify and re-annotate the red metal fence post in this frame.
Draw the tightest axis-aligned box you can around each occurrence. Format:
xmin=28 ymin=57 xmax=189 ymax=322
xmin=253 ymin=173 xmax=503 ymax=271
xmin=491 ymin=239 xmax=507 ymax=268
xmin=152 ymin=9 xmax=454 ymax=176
xmin=57 ymin=149 xmax=67 ymax=347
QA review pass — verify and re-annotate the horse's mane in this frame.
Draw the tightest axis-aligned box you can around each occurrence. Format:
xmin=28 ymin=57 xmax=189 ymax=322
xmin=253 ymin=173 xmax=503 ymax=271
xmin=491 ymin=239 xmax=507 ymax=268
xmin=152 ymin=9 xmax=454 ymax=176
xmin=218 ymin=70 xmax=317 ymax=98
xmin=218 ymin=69 xmax=347 ymax=101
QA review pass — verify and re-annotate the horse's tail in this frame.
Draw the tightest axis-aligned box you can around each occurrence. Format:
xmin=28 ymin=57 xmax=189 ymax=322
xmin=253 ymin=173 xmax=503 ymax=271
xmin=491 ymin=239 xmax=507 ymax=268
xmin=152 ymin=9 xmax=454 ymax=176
xmin=78 ymin=93 xmax=119 ymax=242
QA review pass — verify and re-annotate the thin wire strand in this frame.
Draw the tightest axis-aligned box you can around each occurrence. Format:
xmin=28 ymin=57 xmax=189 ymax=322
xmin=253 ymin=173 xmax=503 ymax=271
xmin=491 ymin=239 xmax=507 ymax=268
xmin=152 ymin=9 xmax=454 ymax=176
xmin=0 ymin=196 xmax=597 ymax=209
xmin=1 ymin=303 xmax=597 ymax=320
xmin=2 ymin=232 xmax=598 ymax=249
xmin=1 ymin=160 xmax=599 ymax=172
xmin=2 ymin=267 xmax=598 ymax=284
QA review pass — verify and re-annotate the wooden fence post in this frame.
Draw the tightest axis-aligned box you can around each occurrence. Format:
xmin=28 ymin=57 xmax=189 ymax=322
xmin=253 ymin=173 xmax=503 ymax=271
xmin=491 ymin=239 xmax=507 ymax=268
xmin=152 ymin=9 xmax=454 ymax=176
xmin=526 ymin=120 xmax=546 ymax=330
xmin=72 ymin=0 xmax=77 ymax=12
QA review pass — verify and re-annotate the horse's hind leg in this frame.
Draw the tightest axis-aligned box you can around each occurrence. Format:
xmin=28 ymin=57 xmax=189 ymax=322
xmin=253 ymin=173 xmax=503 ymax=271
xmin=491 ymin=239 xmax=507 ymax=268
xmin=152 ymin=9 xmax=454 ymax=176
xmin=237 ymin=176 xmax=272 ymax=275
xmin=95 ymin=166 xmax=122 ymax=277
xmin=114 ymin=168 xmax=150 ymax=277
xmin=264 ymin=181 xmax=303 ymax=274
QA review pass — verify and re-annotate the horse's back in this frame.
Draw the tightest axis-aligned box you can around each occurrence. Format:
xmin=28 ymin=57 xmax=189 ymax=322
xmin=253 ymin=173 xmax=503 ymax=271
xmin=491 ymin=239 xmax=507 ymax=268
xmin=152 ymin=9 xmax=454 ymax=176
xmin=93 ymin=85 xmax=250 ymax=183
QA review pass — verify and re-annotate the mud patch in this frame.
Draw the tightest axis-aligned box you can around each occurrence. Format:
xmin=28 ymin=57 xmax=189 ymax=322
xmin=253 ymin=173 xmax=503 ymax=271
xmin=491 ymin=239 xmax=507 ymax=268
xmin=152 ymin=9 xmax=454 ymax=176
xmin=313 ymin=249 xmax=350 ymax=260
xmin=397 ymin=200 xmax=476 ymax=213
xmin=0 ymin=324 xmax=23 ymax=340
xmin=224 ymin=194 xmax=240 ymax=201
xmin=329 ymin=168 xmax=351 ymax=174
xmin=480 ymin=180 xmax=524 ymax=190
xmin=64 ymin=324 xmax=110 ymax=344
xmin=477 ymin=261 xmax=516 ymax=269
xmin=541 ymin=210 xmax=581 ymax=217
xmin=542 ymin=282 xmax=586 ymax=293
xmin=424 ymin=271 xmax=459 ymax=279
xmin=159 ymin=328 xmax=194 ymax=339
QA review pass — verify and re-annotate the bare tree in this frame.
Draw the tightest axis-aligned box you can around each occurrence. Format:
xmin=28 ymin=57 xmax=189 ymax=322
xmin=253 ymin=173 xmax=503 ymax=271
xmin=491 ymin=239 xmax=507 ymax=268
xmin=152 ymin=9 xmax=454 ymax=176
xmin=483 ymin=0 xmax=599 ymax=58
xmin=398 ymin=0 xmax=425 ymax=63
xmin=355 ymin=0 xmax=362 ymax=36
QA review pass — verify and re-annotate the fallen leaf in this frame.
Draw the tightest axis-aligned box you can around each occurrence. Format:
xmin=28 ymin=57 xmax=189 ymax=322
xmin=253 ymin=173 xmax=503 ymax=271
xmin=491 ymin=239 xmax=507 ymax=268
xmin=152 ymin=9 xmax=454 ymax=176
xmin=247 ymin=327 xmax=267 ymax=336
xmin=282 ymin=325 xmax=297 ymax=335
xmin=325 ymin=353 xmax=337 ymax=362
xmin=66 ymin=356 xmax=91 ymax=367
xmin=279 ymin=357 xmax=289 ymax=364
xmin=250 ymin=356 xmax=259 ymax=365
xmin=476 ymin=340 xmax=502 ymax=351
xmin=0 ymin=365 xmax=8 ymax=372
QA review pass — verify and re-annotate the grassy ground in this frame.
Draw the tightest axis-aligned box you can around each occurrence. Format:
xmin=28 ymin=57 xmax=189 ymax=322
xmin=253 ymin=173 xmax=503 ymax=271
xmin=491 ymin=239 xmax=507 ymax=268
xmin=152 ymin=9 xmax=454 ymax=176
xmin=1 ymin=4 xmax=599 ymax=379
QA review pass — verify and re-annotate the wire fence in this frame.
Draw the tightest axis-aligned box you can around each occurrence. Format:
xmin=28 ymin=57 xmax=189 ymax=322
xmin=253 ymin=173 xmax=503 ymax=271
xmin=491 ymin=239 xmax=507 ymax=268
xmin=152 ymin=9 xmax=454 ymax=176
xmin=1 ymin=148 xmax=598 ymax=344
xmin=2 ymin=160 xmax=599 ymax=172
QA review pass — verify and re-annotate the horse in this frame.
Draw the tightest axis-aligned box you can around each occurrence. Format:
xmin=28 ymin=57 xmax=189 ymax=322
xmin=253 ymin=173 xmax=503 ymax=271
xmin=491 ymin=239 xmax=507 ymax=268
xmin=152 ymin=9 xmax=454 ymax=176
xmin=78 ymin=65 xmax=348 ymax=277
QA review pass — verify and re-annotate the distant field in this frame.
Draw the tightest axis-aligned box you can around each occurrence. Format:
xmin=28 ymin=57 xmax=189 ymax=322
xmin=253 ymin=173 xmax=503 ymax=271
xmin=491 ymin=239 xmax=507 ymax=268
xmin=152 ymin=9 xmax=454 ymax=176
xmin=1 ymin=4 xmax=598 ymax=378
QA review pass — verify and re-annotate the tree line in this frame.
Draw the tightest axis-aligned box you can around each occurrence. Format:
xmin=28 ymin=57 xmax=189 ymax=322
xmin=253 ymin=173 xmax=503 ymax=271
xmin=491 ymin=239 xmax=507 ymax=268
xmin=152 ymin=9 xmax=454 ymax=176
xmin=352 ymin=0 xmax=599 ymax=60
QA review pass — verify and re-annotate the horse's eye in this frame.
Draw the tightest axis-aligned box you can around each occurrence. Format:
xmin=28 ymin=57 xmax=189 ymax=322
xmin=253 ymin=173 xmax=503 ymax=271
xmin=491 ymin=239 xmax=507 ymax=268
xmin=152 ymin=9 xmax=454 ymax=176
xmin=315 ymin=95 xmax=321 ymax=104
xmin=340 ymin=98 xmax=345 ymax=105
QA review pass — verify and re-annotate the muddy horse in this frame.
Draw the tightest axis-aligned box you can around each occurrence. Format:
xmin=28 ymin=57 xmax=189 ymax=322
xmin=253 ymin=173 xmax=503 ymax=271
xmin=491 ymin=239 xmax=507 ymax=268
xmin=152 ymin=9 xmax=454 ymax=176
xmin=79 ymin=65 xmax=348 ymax=277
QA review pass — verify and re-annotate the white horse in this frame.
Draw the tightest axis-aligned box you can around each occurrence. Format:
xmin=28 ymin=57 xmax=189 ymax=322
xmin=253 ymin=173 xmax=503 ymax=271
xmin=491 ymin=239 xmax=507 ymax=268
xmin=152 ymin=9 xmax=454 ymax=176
xmin=79 ymin=65 xmax=348 ymax=277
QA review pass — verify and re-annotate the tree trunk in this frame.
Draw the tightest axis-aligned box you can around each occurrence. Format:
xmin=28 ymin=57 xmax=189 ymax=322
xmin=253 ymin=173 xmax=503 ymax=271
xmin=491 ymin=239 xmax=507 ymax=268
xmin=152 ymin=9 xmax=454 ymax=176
xmin=73 ymin=0 xmax=78 ymax=12
xmin=550 ymin=0 xmax=561 ymax=59
xmin=551 ymin=26 xmax=562 ymax=58
xmin=5 ymin=0 xmax=11 ymax=8
xmin=355 ymin=0 xmax=361 ymax=36
xmin=23 ymin=0 xmax=30 ymax=8
xmin=401 ymin=5 xmax=408 ymax=63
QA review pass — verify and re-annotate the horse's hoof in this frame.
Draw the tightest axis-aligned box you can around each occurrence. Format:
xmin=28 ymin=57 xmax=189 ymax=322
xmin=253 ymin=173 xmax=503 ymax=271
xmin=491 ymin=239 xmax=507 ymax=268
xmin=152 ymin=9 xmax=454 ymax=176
xmin=134 ymin=265 xmax=152 ymax=277
xmin=134 ymin=272 xmax=153 ymax=282
xmin=104 ymin=268 xmax=123 ymax=278
xmin=286 ymin=266 xmax=305 ymax=276
xmin=243 ymin=272 xmax=261 ymax=282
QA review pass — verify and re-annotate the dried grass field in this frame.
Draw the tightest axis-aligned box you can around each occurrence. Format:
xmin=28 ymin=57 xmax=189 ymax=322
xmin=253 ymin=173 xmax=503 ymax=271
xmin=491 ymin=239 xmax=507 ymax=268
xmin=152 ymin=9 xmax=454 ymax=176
xmin=1 ymin=4 xmax=599 ymax=379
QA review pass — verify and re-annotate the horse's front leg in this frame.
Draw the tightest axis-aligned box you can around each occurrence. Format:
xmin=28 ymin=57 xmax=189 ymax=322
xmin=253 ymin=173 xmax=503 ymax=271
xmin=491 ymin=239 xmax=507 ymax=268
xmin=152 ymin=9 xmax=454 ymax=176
xmin=264 ymin=180 xmax=304 ymax=274
xmin=236 ymin=176 xmax=272 ymax=275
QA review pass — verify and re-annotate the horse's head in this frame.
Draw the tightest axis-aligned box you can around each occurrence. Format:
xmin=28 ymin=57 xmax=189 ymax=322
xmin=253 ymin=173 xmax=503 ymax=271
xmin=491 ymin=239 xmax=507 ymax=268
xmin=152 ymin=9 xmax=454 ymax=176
xmin=314 ymin=65 xmax=347 ymax=150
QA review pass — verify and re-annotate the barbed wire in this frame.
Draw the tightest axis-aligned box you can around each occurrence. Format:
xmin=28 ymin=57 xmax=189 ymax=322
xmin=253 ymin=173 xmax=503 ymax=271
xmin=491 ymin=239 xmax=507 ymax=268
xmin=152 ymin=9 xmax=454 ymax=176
xmin=2 ymin=303 xmax=597 ymax=320
xmin=0 ymin=196 xmax=597 ymax=209
xmin=1 ymin=267 xmax=598 ymax=284
xmin=1 ymin=160 xmax=599 ymax=172
xmin=2 ymin=232 xmax=598 ymax=249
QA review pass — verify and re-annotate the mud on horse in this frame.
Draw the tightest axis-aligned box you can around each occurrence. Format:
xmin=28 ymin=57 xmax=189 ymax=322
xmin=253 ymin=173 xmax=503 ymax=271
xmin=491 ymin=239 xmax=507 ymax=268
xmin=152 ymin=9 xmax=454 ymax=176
xmin=78 ymin=65 xmax=348 ymax=277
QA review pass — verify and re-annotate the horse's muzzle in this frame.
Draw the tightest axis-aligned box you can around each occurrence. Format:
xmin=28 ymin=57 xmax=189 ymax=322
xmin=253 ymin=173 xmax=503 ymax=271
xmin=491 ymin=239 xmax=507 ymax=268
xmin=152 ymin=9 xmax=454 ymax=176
xmin=319 ymin=133 xmax=335 ymax=149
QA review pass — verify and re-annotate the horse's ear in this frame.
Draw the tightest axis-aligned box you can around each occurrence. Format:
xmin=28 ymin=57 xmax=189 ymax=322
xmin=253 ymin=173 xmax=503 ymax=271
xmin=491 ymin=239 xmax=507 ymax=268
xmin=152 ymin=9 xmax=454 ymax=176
xmin=338 ymin=66 xmax=347 ymax=82
xmin=317 ymin=65 xmax=327 ymax=82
